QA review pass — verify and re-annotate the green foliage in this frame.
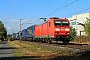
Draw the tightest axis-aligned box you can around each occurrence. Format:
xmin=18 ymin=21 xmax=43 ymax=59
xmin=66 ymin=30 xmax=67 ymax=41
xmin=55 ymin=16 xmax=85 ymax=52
xmin=0 ymin=21 xmax=4 ymax=31
xmin=7 ymin=34 xmax=12 ymax=39
xmin=70 ymin=26 xmax=77 ymax=41
xmin=0 ymin=21 xmax=7 ymax=40
xmin=84 ymin=18 xmax=90 ymax=36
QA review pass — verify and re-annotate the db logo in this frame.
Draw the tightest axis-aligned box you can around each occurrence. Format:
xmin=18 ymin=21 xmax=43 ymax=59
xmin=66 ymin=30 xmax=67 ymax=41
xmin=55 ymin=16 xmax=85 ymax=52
xmin=61 ymin=29 xmax=64 ymax=31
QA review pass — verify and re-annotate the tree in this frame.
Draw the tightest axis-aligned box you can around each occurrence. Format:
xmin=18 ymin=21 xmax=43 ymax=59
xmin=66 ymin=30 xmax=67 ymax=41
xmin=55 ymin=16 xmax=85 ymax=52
xmin=0 ymin=21 xmax=7 ymax=40
xmin=84 ymin=13 xmax=90 ymax=36
xmin=70 ymin=26 xmax=77 ymax=41
xmin=84 ymin=18 xmax=90 ymax=35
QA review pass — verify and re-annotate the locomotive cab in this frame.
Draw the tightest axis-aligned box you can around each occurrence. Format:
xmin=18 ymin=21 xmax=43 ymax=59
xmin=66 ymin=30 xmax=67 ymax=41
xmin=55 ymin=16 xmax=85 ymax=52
xmin=54 ymin=18 xmax=70 ymax=42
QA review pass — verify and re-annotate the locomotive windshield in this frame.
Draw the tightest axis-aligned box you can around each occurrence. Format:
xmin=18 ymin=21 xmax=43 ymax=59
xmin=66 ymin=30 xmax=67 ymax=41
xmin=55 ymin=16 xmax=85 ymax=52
xmin=62 ymin=21 xmax=69 ymax=26
xmin=54 ymin=20 xmax=69 ymax=26
xmin=54 ymin=20 xmax=61 ymax=26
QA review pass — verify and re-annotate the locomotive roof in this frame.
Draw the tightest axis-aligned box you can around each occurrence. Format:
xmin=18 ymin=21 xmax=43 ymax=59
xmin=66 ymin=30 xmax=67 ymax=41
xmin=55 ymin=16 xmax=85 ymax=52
xmin=34 ymin=21 xmax=48 ymax=26
xmin=34 ymin=17 xmax=68 ymax=26
xmin=50 ymin=17 xmax=68 ymax=20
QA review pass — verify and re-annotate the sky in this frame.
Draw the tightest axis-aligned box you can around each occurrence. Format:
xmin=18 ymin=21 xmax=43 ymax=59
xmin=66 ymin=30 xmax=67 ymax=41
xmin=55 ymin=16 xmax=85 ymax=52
xmin=0 ymin=0 xmax=90 ymax=34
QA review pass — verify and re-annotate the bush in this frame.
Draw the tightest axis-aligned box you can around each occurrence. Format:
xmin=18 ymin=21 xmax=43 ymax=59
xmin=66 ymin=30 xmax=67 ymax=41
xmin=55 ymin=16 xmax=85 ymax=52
xmin=70 ymin=26 xmax=77 ymax=41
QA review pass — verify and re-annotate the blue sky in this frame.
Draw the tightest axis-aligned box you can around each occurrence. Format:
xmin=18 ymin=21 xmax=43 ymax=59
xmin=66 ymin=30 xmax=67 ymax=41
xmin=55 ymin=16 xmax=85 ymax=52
xmin=0 ymin=0 xmax=90 ymax=34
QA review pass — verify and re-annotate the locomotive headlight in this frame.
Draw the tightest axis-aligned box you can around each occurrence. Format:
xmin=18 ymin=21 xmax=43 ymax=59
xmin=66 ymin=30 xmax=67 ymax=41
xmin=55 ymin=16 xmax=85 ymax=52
xmin=66 ymin=32 xmax=70 ymax=34
xmin=55 ymin=28 xmax=60 ymax=31
xmin=55 ymin=32 xmax=58 ymax=34
xmin=65 ymin=28 xmax=69 ymax=31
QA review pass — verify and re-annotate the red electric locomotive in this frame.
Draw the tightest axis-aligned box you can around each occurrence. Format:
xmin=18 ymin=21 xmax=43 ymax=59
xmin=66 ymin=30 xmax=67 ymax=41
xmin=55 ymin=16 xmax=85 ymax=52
xmin=34 ymin=17 xmax=70 ymax=43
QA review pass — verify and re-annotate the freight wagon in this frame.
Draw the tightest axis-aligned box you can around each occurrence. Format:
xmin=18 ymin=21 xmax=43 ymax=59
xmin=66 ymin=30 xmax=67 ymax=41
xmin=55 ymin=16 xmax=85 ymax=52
xmin=11 ymin=26 xmax=34 ymax=41
xmin=10 ymin=32 xmax=20 ymax=40
xmin=16 ymin=32 xmax=20 ymax=40
xmin=22 ymin=29 xmax=28 ymax=40
xmin=13 ymin=33 xmax=17 ymax=40
xmin=26 ymin=25 xmax=34 ymax=41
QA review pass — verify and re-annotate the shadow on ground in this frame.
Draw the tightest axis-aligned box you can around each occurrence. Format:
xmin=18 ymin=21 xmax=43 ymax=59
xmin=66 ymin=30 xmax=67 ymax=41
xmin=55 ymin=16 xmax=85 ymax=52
xmin=56 ymin=43 xmax=88 ymax=46
xmin=68 ymin=43 xmax=88 ymax=46
xmin=0 ymin=50 xmax=90 ymax=60
xmin=0 ymin=47 xmax=17 ymax=49
xmin=50 ymin=50 xmax=90 ymax=60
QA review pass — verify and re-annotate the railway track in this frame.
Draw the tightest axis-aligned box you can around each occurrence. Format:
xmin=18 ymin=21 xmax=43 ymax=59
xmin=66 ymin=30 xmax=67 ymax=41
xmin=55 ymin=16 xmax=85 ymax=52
xmin=23 ymin=40 xmax=90 ymax=53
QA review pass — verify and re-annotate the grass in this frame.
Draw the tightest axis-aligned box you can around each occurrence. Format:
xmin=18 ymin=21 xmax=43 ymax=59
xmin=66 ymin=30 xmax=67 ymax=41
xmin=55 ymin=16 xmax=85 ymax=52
xmin=8 ymin=40 xmax=60 ymax=56
xmin=8 ymin=40 xmax=90 ymax=60
xmin=8 ymin=40 xmax=74 ymax=56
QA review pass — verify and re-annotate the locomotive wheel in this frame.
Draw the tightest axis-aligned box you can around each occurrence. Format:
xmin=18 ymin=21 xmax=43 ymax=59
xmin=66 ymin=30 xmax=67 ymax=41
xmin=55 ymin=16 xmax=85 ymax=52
xmin=47 ymin=40 xmax=52 ymax=44
xmin=63 ymin=40 xmax=70 ymax=44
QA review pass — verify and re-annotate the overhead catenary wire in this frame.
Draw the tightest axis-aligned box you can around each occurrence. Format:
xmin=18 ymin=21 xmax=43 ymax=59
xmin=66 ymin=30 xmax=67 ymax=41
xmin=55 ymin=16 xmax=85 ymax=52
xmin=56 ymin=1 xmax=72 ymax=10
xmin=39 ymin=0 xmax=52 ymax=13
xmin=29 ymin=7 xmax=90 ymax=26
xmin=35 ymin=0 xmax=76 ymax=22
xmin=20 ymin=0 xmax=76 ymax=26
xmin=45 ymin=0 xmax=77 ymax=17
xmin=66 ymin=7 xmax=90 ymax=17
xmin=21 ymin=19 xmax=31 ymax=25
xmin=43 ymin=0 xmax=72 ymax=18
xmin=24 ymin=0 xmax=53 ymax=25
xmin=35 ymin=0 xmax=53 ymax=17
xmin=31 ymin=0 xmax=90 ymax=25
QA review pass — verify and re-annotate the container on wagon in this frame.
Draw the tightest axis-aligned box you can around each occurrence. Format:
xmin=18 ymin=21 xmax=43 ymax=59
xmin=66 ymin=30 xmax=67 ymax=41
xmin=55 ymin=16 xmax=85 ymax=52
xmin=27 ymin=25 xmax=34 ymax=40
xmin=22 ymin=29 xmax=28 ymax=40
xmin=16 ymin=32 xmax=20 ymax=40
xmin=13 ymin=33 xmax=17 ymax=39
